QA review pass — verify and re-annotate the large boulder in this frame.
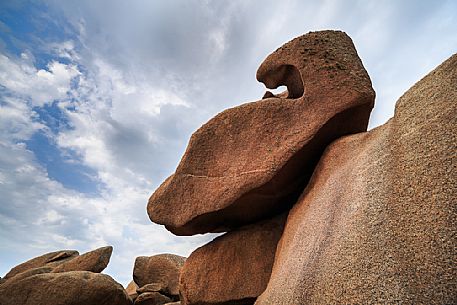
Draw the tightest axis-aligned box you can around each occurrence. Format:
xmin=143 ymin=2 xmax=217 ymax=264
xmin=133 ymin=254 xmax=186 ymax=297
xmin=256 ymin=54 xmax=457 ymax=304
xmin=52 ymin=246 xmax=112 ymax=273
xmin=180 ymin=214 xmax=287 ymax=305
xmin=148 ymin=30 xmax=375 ymax=235
xmin=1 ymin=250 xmax=78 ymax=281
xmin=0 ymin=271 xmax=132 ymax=305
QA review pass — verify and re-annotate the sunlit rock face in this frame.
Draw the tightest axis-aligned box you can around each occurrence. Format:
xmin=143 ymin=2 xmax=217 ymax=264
xmin=256 ymin=53 xmax=457 ymax=305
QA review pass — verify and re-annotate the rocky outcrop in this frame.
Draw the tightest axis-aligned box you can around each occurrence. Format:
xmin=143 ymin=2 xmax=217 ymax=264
xmin=255 ymin=54 xmax=457 ymax=304
xmin=1 ymin=246 xmax=113 ymax=286
xmin=133 ymin=254 xmax=186 ymax=300
xmin=52 ymin=246 xmax=113 ymax=273
xmin=0 ymin=246 xmax=130 ymax=305
xmin=0 ymin=271 xmax=132 ymax=305
xmin=146 ymin=31 xmax=456 ymax=305
xmin=1 ymin=250 xmax=79 ymax=281
xmin=179 ymin=214 xmax=287 ymax=305
xmin=148 ymin=30 xmax=375 ymax=236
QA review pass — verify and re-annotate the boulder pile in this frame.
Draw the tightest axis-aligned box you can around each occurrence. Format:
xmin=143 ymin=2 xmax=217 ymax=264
xmin=0 ymin=246 xmax=132 ymax=305
xmin=148 ymin=30 xmax=457 ymax=304
xmin=0 ymin=248 xmax=185 ymax=305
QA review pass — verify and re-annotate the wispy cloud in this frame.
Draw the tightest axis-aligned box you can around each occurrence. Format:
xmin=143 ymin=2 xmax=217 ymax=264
xmin=0 ymin=12 xmax=217 ymax=285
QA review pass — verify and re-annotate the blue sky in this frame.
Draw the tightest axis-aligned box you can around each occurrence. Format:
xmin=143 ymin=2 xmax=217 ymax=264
xmin=0 ymin=0 xmax=456 ymax=286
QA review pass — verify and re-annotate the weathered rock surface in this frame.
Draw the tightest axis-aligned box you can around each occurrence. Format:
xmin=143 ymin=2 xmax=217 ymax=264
xmin=0 ymin=271 xmax=132 ymax=305
xmin=1 ymin=250 xmax=78 ymax=281
xmin=134 ymin=292 xmax=171 ymax=305
xmin=2 ymin=266 xmax=53 ymax=283
xmin=180 ymin=214 xmax=287 ymax=305
xmin=148 ymin=30 xmax=375 ymax=235
xmin=126 ymin=280 xmax=139 ymax=301
xmin=52 ymin=246 xmax=112 ymax=273
xmin=137 ymin=282 xmax=169 ymax=295
xmin=256 ymin=54 xmax=457 ymax=304
xmin=133 ymin=254 xmax=186 ymax=297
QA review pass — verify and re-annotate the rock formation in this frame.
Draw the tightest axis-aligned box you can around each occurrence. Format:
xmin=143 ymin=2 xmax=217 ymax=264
xmin=256 ymin=53 xmax=457 ymax=305
xmin=148 ymin=30 xmax=375 ymax=236
xmin=146 ymin=30 xmax=456 ymax=305
xmin=2 ymin=30 xmax=455 ymax=305
xmin=0 ymin=246 xmax=127 ymax=305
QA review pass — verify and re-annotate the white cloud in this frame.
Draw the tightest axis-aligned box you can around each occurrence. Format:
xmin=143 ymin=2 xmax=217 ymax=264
xmin=0 ymin=54 xmax=80 ymax=106
xmin=34 ymin=209 xmax=66 ymax=226
xmin=0 ymin=96 xmax=44 ymax=141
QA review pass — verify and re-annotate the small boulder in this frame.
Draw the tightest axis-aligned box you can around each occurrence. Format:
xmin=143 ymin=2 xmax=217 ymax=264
xmin=134 ymin=292 xmax=171 ymax=305
xmin=52 ymin=246 xmax=113 ymax=273
xmin=126 ymin=280 xmax=139 ymax=301
xmin=133 ymin=254 xmax=185 ymax=297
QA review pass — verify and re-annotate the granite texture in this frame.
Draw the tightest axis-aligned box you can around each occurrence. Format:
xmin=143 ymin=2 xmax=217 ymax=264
xmin=256 ymin=53 xmax=457 ymax=304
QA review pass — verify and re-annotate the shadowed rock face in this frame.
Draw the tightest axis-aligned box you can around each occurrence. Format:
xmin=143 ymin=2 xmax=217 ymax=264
xmin=256 ymin=54 xmax=457 ymax=304
xmin=179 ymin=214 xmax=287 ymax=305
xmin=148 ymin=30 xmax=375 ymax=235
